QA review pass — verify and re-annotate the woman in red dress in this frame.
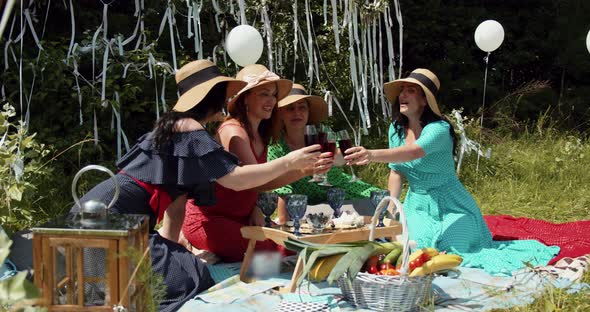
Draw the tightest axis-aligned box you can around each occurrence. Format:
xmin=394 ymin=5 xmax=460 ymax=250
xmin=182 ymin=65 xmax=332 ymax=263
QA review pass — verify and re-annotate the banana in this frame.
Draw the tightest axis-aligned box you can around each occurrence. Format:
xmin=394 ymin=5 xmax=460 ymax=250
xmin=409 ymin=254 xmax=463 ymax=276
xmin=396 ymin=247 xmax=439 ymax=268
xmin=309 ymin=254 xmax=344 ymax=282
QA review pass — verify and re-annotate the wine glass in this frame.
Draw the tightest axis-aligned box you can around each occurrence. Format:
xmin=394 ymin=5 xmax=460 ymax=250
xmin=304 ymin=125 xmax=323 ymax=183
xmin=337 ymin=130 xmax=360 ymax=182
xmin=256 ymin=192 xmax=279 ymax=227
xmin=370 ymin=190 xmax=391 ymax=227
xmin=285 ymin=194 xmax=308 ymax=236
xmin=326 ymin=187 xmax=346 ymax=218
xmin=318 ymin=129 xmax=337 ymax=186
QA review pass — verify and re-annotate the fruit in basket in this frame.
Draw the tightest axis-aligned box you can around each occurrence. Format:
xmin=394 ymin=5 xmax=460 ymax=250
xmin=381 ymin=247 xmax=402 ymax=265
xmin=309 ymin=253 xmax=345 ymax=282
xmin=396 ymin=247 xmax=439 ymax=269
xmin=409 ymin=253 xmax=463 ymax=277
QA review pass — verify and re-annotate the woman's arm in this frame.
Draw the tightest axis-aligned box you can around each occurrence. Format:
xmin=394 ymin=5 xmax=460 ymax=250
xmin=215 ymin=124 xmax=322 ymax=191
xmin=344 ymin=144 xmax=425 ymax=165
xmin=388 ymin=170 xmax=404 ymax=199
xmin=157 ymin=194 xmax=187 ymax=243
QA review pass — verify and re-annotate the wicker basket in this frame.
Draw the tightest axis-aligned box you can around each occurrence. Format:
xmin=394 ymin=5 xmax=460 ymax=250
xmin=337 ymin=196 xmax=433 ymax=311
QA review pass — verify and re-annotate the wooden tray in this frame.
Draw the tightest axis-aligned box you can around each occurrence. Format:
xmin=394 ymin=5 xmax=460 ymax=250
xmin=239 ymin=216 xmax=402 ymax=292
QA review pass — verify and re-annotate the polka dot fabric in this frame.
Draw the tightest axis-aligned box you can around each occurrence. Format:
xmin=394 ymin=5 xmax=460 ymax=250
xmin=388 ymin=120 xmax=559 ymax=275
xmin=267 ymin=136 xmax=381 ymax=205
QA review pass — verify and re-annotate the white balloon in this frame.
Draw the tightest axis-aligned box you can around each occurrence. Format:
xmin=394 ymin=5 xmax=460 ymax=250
xmin=474 ymin=20 xmax=505 ymax=52
xmin=586 ymin=30 xmax=590 ymax=54
xmin=225 ymin=25 xmax=264 ymax=67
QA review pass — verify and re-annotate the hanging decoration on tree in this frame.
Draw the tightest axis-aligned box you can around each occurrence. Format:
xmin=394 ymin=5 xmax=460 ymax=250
xmin=225 ymin=25 xmax=264 ymax=67
xmin=586 ymin=29 xmax=590 ymax=54
xmin=474 ymin=19 xmax=504 ymax=172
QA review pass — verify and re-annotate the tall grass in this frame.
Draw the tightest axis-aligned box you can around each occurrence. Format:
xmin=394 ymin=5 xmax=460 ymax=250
xmin=354 ymin=118 xmax=590 ymax=311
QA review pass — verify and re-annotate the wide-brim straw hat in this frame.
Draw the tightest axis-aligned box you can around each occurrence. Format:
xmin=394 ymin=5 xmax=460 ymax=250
xmin=172 ymin=60 xmax=247 ymax=112
xmin=383 ymin=68 xmax=442 ymax=116
xmin=227 ymin=64 xmax=293 ymax=115
xmin=277 ymin=83 xmax=328 ymax=124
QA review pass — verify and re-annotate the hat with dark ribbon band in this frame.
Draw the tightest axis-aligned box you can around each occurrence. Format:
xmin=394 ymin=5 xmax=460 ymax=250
xmin=172 ymin=60 xmax=247 ymax=113
xmin=383 ymin=68 xmax=442 ymax=116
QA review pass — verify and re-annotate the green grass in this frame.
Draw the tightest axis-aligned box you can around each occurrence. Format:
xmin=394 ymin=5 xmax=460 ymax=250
xmin=354 ymin=125 xmax=590 ymax=311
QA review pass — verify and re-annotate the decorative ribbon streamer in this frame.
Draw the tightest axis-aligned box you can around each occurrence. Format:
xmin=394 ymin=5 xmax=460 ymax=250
xmin=0 ymin=0 xmax=16 ymax=38
xmin=476 ymin=52 xmax=491 ymax=172
xmin=100 ymin=39 xmax=111 ymax=108
xmin=453 ymin=109 xmax=491 ymax=175
xmin=261 ymin=5 xmax=274 ymax=72
xmin=304 ymin=0 xmax=314 ymax=89
xmin=323 ymin=90 xmax=333 ymax=117
xmin=238 ymin=0 xmax=247 ymax=25
xmin=330 ymin=0 xmax=340 ymax=53
xmin=292 ymin=0 xmax=299 ymax=77
xmin=66 ymin=0 xmax=75 ymax=61
xmin=393 ymin=0 xmax=403 ymax=78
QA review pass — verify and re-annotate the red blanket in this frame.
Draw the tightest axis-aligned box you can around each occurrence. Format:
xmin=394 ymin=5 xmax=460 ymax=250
xmin=484 ymin=215 xmax=590 ymax=264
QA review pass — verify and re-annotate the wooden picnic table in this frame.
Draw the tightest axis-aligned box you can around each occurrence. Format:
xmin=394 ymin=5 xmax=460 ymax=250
xmin=239 ymin=217 xmax=402 ymax=292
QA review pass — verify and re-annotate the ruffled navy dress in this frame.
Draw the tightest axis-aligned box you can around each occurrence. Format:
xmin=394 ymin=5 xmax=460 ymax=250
xmin=70 ymin=129 xmax=239 ymax=312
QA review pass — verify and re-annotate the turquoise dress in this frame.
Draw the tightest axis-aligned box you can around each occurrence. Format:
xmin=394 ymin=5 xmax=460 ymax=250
xmin=268 ymin=136 xmax=381 ymax=205
xmin=388 ymin=120 xmax=559 ymax=275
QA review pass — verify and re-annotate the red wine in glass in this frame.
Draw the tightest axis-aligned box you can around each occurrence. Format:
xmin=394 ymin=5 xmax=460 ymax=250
xmin=338 ymin=139 xmax=353 ymax=155
xmin=323 ymin=141 xmax=337 ymax=154
xmin=318 ymin=132 xmax=328 ymax=145
xmin=304 ymin=134 xmax=319 ymax=146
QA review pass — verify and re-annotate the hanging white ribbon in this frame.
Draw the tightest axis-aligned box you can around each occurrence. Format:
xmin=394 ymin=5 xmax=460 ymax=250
xmin=0 ymin=0 xmax=16 ymax=39
xmin=323 ymin=0 xmax=328 ymax=26
xmin=383 ymin=8 xmax=395 ymax=81
xmin=261 ymin=5 xmax=274 ymax=72
xmin=292 ymin=0 xmax=299 ymax=77
xmin=193 ymin=0 xmax=203 ymax=58
xmin=238 ymin=0 xmax=247 ymax=25
xmin=167 ymin=2 xmax=178 ymax=71
xmin=304 ymin=0 xmax=314 ymax=88
xmin=393 ymin=0 xmax=403 ymax=78
xmin=23 ymin=9 xmax=43 ymax=50
xmin=66 ymin=0 xmax=75 ymax=61
xmin=330 ymin=0 xmax=340 ymax=53
xmin=453 ymin=109 xmax=491 ymax=175
xmin=100 ymin=39 xmax=111 ymax=108
xmin=324 ymin=90 xmax=333 ymax=117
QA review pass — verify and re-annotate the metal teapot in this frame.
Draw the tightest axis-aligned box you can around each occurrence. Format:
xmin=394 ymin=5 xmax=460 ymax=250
xmin=71 ymin=165 xmax=119 ymax=227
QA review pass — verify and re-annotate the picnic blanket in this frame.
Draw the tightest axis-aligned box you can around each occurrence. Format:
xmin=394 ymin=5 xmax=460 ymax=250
xmin=180 ymin=254 xmax=590 ymax=311
xmin=484 ymin=215 xmax=590 ymax=264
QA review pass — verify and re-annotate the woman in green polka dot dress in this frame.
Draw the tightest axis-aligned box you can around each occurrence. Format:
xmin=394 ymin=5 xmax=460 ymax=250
xmin=344 ymin=69 xmax=559 ymax=275
xmin=267 ymin=84 xmax=381 ymax=224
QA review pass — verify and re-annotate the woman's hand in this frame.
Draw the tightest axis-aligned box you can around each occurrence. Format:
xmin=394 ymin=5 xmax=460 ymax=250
xmin=284 ymin=144 xmax=322 ymax=170
xmin=178 ymin=231 xmax=220 ymax=264
xmin=343 ymin=146 xmax=372 ymax=165
xmin=312 ymin=152 xmax=334 ymax=175
xmin=191 ymin=248 xmax=220 ymax=264
xmin=249 ymin=206 xmax=266 ymax=226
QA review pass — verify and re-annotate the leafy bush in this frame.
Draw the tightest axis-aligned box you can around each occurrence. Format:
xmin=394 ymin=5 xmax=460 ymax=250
xmin=0 ymin=104 xmax=53 ymax=234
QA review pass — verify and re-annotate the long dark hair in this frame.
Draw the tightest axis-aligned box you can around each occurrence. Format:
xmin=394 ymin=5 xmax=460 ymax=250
xmin=153 ymin=82 xmax=227 ymax=149
xmin=390 ymin=95 xmax=458 ymax=156
xmin=228 ymin=91 xmax=274 ymax=145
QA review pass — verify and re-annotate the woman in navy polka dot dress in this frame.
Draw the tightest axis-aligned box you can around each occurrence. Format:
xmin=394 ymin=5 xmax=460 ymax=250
xmin=70 ymin=60 xmax=322 ymax=311
xmin=344 ymin=69 xmax=558 ymax=276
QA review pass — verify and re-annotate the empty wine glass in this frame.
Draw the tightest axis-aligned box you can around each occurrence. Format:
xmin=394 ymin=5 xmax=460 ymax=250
xmin=304 ymin=125 xmax=323 ymax=183
xmin=337 ymin=129 xmax=360 ymax=182
xmin=256 ymin=192 xmax=279 ymax=228
xmin=326 ymin=187 xmax=346 ymax=218
xmin=285 ymin=194 xmax=308 ymax=236
xmin=318 ymin=129 xmax=337 ymax=187
xmin=370 ymin=190 xmax=391 ymax=227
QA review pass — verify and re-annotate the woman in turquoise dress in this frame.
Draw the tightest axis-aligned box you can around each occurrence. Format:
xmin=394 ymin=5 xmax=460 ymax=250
xmin=344 ymin=68 xmax=559 ymax=275
xmin=268 ymin=83 xmax=381 ymax=224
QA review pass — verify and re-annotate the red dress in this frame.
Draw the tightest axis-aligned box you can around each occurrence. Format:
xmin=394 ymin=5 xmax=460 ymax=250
xmin=182 ymin=142 xmax=279 ymax=263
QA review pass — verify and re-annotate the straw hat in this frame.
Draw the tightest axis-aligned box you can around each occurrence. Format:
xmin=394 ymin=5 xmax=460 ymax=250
xmin=172 ymin=60 xmax=247 ymax=112
xmin=277 ymin=84 xmax=328 ymax=124
xmin=383 ymin=68 xmax=442 ymax=116
xmin=227 ymin=64 xmax=293 ymax=115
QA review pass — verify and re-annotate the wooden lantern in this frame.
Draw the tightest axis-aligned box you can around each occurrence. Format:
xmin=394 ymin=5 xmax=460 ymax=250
xmin=32 ymin=214 xmax=149 ymax=311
